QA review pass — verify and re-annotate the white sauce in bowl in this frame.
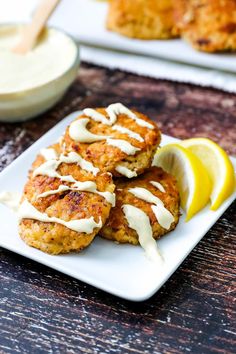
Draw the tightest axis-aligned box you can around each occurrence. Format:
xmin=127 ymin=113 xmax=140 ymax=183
xmin=0 ymin=25 xmax=78 ymax=94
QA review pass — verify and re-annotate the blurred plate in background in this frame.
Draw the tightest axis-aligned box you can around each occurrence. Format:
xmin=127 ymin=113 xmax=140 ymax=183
xmin=1 ymin=0 xmax=236 ymax=73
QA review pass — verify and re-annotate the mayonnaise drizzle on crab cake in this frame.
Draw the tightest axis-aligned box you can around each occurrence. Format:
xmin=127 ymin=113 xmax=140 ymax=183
xmin=100 ymin=166 xmax=180 ymax=263
xmin=17 ymin=143 xmax=116 ymax=255
xmin=63 ymin=103 xmax=161 ymax=177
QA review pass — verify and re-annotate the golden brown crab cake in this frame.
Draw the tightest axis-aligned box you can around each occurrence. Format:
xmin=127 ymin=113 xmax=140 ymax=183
xmin=106 ymin=0 xmax=179 ymax=39
xmin=19 ymin=144 xmax=115 ymax=255
xmin=100 ymin=166 xmax=180 ymax=244
xmin=62 ymin=104 xmax=161 ymax=177
xmin=174 ymin=0 xmax=236 ymax=52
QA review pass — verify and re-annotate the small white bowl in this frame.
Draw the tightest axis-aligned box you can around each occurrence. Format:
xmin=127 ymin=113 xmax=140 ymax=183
xmin=0 ymin=26 xmax=80 ymax=123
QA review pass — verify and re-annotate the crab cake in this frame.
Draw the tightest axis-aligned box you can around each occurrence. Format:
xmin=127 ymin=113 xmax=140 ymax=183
xmin=107 ymin=0 xmax=179 ymax=39
xmin=19 ymin=143 xmax=115 ymax=255
xmin=100 ymin=166 xmax=180 ymax=245
xmin=175 ymin=0 xmax=236 ymax=52
xmin=63 ymin=103 xmax=161 ymax=178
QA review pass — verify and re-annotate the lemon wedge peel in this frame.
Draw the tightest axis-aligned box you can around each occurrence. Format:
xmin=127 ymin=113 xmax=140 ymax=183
xmin=181 ymin=138 xmax=236 ymax=211
xmin=153 ymin=144 xmax=211 ymax=221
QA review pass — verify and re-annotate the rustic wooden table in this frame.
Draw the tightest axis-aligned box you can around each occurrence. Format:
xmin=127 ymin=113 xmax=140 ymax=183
xmin=0 ymin=63 xmax=235 ymax=354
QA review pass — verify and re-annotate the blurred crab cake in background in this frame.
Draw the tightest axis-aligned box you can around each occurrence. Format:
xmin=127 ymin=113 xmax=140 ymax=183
xmin=174 ymin=0 xmax=236 ymax=52
xmin=18 ymin=143 xmax=116 ymax=255
xmin=100 ymin=166 xmax=180 ymax=261
xmin=63 ymin=103 xmax=161 ymax=178
xmin=107 ymin=0 xmax=179 ymax=39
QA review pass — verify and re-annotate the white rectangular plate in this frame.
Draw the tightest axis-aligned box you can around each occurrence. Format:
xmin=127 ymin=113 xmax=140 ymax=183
xmin=0 ymin=112 xmax=235 ymax=301
xmin=68 ymin=0 xmax=236 ymax=73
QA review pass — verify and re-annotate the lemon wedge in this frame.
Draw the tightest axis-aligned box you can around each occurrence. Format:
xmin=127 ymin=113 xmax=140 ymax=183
xmin=181 ymin=138 xmax=235 ymax=210
xmin=153 ymin=144 xmax=211 ymax=221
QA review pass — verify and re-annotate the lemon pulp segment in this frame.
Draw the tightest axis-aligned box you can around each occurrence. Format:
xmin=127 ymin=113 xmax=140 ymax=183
xmin=181 ymin=138 xmax=235 ymax=210
xmin=153 ymin=144 xmax=211 ymax=221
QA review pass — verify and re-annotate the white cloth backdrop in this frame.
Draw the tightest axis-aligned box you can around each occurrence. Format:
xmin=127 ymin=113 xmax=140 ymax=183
xmin=0 ymin=0 xmax=236 ymax=93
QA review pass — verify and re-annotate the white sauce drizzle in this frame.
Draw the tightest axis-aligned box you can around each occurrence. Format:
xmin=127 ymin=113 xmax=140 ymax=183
xmin=151 ymin=205 xmax=174 ymax=231
xmin=61 ymin=142 xmax=67 ymax=154
xmin=128 ymin=187 xmax=174 ymax=229
xmin=18 ymin=199 xmax=102 ymax=234
xmin=129 ymin=187 xmax=163 ymax=206
xmin=70 ymin=103 xmax=153 ymax=156
xmin=57 ymin=135 xmax=64 ymax=145
xmin=0 ymin=191 xmax=106 ymax=234
xmin=0 ymin=191 xmax=21 ymax=212
xmin=37 ymin=180 xmax=115 ymax=206
xmin=40 ymin=147 xmax=58 ymax=161
xmin=68 ymin=119 xmax=140 ymax=156
xmin=84 ymin=103 xmax=154 ymax=129
xmin=115 ymin=165 xmax=137 ymax=178
xmin=40 ymin=148 xmax=99 ymax=176
xmin=37 ymin=185 xmax=71 ymax=198
xmin=69 ymin=118 xmax=110 ymax=143
xmin=112 ymin=124 xmax=144 ymax=142
xmin=106 ymin=139 xmax=140 ymax=155
xmin=122 ymin=204 xmax=163 ymax=264
xmin=33 ymin=159 xmax=62 ymax=179
xmin=33 ymin=159 xmax=115 ymax=205
xmin=150 ymin=180 xmax=166 ymax=193
xmin=106 ymin=103 xmax=154 ymax=129
xmin=83 ymin=108 xmax=112 ymax=125
xmin=59 ymin=151 xmax=99 ymax=176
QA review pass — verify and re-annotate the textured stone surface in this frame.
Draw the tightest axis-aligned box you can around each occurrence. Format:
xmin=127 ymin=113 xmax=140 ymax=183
xmin=0 ymin=63 xmax=235 ymax=354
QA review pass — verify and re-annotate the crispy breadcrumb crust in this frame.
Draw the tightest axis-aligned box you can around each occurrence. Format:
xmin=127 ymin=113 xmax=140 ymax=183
xmin=106 ymin=0 xmax=179 ymax=39
xmin=174 ymin=0 xmax=236 ymax=52
xmin=19 ymin=144 xmax=115 ymax=255
xmin=100 ymin=166 xmax=180 ymax=244
xmin=63 ymin=108 xmax=161 ymax=177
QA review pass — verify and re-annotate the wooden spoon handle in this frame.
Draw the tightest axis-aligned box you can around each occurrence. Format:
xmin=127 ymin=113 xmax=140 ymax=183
xmin=13 ymin=0 xmax=60 ymax=55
